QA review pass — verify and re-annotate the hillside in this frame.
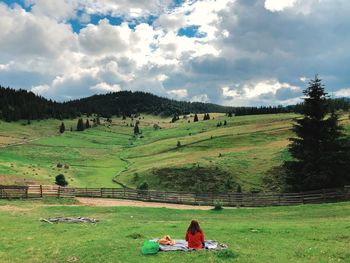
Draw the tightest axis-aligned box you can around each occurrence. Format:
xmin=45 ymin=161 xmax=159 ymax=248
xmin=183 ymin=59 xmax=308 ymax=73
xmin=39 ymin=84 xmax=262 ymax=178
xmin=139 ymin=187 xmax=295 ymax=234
xmin=1 ymin=112 xmax=349 ymax=191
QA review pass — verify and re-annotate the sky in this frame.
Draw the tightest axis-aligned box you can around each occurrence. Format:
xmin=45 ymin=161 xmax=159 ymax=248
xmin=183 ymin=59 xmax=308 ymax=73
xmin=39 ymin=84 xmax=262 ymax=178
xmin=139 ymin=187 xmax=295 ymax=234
xmin=0 ymin=0 xmax=349 ymax=106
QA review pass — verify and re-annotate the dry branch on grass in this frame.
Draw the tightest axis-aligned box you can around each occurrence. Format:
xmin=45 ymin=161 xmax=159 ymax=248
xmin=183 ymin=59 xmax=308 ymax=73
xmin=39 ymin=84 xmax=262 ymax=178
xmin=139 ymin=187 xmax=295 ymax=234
xmin=40 ymin=217 xmax=98 ymax=224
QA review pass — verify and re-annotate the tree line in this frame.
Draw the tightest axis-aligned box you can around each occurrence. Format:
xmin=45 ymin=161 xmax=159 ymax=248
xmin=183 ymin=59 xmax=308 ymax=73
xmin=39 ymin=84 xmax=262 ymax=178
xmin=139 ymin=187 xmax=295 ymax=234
xmin=1 ymin=85 xmax=350 ymax=122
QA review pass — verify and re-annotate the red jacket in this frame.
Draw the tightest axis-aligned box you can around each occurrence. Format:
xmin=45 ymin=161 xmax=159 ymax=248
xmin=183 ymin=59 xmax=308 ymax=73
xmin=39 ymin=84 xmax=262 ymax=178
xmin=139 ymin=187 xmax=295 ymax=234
xmin=185 ymin=230 xmax=204 ymax=250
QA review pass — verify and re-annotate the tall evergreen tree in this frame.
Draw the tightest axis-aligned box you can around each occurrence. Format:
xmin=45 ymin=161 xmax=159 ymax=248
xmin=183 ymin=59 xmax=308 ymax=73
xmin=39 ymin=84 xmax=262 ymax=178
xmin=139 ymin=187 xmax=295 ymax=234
xmin=284 ymin=76 xmax=350 ymax=191
xmin=193 ymin=114 xmax=199 ymax=122
xmin=59 ymin=122 xmax=65 ymax=134
xmin=76 ymin=118 xmax=85 ymax=131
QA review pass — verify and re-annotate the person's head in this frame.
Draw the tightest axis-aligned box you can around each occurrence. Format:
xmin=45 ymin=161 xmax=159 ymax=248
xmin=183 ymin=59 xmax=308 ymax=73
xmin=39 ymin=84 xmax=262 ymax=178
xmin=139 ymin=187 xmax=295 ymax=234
xmin=187 ymin=220 xmax=202 ymax=235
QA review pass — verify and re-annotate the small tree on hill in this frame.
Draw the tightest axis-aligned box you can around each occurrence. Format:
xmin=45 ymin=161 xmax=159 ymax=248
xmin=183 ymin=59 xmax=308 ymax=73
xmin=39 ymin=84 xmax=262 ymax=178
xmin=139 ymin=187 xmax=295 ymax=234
xmin=194 ymin=114 xmax=199 ymax=122
xmin=171 ymin=115 xmax=179 ymax=123
xmin=223 ymin=120 xmax=227 ymax=126
xmin=76 ymin=118 xmax=85 ymax=131
xmin=284 ymin=76 xmax=350 ymax=191
xmin=177 ymin=141 xmax=181 ymax=147
xmin=55 ymin=174 xmax=68 ymax=186
xmin=59 ymin=122 xmax=65 ymax=134
xmin=85 ymin=119 xmax=90 ymax=129
xmin=134 ymin=123 xmax=140 ymax=134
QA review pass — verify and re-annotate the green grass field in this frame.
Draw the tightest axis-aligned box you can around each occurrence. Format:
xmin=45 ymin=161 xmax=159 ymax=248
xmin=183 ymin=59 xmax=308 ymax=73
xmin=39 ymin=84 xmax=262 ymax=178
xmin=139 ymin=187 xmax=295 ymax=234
xmin=1 ymin=113 xmax=349 ymax=190
xmin=0 ymin=199 xmax=349 ymax=263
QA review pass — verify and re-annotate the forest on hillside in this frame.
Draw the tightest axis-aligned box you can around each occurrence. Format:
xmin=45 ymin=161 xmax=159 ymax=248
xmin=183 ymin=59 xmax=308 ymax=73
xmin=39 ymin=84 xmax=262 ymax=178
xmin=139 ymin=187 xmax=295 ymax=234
xmin=1 ymin=85 xmax=349 ymax=122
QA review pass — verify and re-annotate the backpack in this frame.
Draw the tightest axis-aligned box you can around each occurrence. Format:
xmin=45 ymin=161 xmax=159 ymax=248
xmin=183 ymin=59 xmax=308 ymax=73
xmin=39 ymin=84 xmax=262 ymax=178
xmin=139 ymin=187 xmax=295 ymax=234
xmin=141 ymin=240 xmax=160 ymax=255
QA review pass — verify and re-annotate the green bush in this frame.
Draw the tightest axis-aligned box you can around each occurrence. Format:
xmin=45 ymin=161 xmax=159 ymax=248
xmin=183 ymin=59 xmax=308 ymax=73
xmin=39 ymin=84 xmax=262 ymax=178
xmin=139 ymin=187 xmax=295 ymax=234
xmin=55 ymin=174 xmax=68 ymax=187
xmin=138 ymin=181 xmax=149 ymax=190
xmin=213 ymin=200 xmax=223 ymax=210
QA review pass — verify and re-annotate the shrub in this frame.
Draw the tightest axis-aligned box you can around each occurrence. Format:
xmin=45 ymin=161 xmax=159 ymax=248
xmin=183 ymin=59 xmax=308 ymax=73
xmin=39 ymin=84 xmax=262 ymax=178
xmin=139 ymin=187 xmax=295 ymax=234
xmin=213 ymin=200 xmax=223 ymax=210
xmin=138 ymin=181 xmax=149 ymax=190
xmin=177 ymin=141 xmax=181 ymax=147
xmin=55 ymin=174 xmax=68 ymax=186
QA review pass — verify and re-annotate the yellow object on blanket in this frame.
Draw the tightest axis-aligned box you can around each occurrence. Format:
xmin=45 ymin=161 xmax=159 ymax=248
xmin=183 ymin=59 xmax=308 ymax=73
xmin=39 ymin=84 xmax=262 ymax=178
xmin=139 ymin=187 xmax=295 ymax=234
xmin=158 ymin=235 xmax=177 ymax=246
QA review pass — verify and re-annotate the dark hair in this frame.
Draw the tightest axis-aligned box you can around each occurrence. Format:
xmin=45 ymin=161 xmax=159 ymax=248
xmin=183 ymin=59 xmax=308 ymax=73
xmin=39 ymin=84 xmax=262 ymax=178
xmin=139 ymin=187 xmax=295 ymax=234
xmin=187 ymin=220 xmax=202 ymax=235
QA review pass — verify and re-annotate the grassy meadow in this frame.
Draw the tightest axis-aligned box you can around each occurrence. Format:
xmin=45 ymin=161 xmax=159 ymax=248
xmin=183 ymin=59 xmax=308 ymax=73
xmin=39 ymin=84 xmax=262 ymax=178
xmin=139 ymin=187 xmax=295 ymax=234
xmin=0 ymin=199 xmax=349 ymax=263
xmin=0 ymin=113 xmax=349 ymax=190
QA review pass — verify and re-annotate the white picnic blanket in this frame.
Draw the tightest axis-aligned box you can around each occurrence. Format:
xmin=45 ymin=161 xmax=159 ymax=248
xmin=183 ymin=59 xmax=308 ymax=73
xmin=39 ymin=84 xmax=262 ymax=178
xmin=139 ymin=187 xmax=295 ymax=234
xmin=150 ymin=239 xmax=227 ymax=252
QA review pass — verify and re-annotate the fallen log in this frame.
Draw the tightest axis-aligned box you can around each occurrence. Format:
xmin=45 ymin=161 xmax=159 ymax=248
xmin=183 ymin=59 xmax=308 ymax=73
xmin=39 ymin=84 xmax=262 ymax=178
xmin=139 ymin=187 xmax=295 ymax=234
xmin=40 ymin=217 xmax=99 ymax=224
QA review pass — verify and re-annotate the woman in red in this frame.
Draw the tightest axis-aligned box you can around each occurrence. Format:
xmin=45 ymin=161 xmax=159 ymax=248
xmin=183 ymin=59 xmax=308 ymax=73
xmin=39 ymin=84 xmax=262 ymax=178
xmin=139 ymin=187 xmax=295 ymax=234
xmin=185 ymin=220 xmax=205 ymax=250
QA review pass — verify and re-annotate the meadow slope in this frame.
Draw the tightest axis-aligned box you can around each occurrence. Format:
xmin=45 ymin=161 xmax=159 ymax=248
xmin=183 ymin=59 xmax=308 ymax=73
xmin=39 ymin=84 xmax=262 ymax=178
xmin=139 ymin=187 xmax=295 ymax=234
xmin=0 ymin=113 xmax=349 ymax=191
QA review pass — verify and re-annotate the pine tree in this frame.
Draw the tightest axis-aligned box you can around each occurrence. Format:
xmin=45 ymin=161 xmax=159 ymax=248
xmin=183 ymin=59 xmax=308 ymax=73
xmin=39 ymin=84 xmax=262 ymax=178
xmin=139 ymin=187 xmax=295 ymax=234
xmin=134 ymin=123 xmax=140 ymax=134
xmin=85 ymin=119 xmax=90 ymax=129
xmin=59 ymin=122 xmax=65 ymax=134
xmin=194 ymin=114 xmax=199 ymax=122
xmin=76 ymin=118 xmax=85 ymax=131
xmin=284 ymin=76 xmax=350 ymax=191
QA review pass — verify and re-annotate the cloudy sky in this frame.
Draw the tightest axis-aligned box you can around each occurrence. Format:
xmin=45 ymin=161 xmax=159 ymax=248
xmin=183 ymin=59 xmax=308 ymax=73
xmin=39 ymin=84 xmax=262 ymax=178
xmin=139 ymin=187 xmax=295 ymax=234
xmin=0 ymin=0 xmax=349 ymax=106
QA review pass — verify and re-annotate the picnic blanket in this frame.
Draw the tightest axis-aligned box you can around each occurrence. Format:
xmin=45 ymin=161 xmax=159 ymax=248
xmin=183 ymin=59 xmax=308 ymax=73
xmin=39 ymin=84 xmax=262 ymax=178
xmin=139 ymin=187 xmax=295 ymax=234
xmin=150 ymin=239 xmax=228 ymax=252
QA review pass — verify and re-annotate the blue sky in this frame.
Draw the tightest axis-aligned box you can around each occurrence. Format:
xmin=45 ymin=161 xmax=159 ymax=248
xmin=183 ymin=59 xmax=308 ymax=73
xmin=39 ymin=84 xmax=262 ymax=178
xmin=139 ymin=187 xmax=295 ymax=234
xmin=0 ymin=0 xmax=349 ymax=106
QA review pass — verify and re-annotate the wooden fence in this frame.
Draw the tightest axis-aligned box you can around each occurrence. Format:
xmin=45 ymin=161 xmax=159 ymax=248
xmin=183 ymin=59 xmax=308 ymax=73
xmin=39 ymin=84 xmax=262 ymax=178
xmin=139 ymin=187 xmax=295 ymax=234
xmin=0 ymin=185 xmax=75 ymax=199
xmin=1 ymin=185 xmax=349 ymax=207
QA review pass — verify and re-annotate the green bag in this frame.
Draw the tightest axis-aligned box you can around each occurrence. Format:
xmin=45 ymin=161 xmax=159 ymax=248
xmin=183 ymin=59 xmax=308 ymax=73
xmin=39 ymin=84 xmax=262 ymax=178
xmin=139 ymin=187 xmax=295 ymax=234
xmin=141 ymin=240 xmax=160 ymax=255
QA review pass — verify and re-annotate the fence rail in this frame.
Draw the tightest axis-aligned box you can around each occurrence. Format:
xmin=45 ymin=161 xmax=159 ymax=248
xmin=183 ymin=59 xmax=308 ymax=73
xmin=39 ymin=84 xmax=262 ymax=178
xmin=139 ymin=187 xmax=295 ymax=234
xmin=1 ymin=185 xmax=349 ymax=207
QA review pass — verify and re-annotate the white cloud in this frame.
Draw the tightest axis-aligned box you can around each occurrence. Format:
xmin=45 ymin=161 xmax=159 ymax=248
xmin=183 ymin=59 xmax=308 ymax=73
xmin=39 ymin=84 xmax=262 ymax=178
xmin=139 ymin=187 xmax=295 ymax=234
xmin=81 ymin=0 xmax=173 ymax=19
xmin=334 ymin=88 xmax=350 ymax=97
xmin=167 ymin=89 xmax=188 ymax=99
xmin=29 ymin=0 xmax=78 ymax=21
xmin=221 ymin=80 xmax=302 ymax=106
xmin=243 ymin=80 xmax=300 ymax=99
xmin=90 ymin=82 xmax=121 ymax=93
xmin=191 ymin=94 xmax=210 ymax=103
xmin=31 ymin=84 xmax=50 ymax=95
xmin=264 ymin=0 xmax=297 ymax=12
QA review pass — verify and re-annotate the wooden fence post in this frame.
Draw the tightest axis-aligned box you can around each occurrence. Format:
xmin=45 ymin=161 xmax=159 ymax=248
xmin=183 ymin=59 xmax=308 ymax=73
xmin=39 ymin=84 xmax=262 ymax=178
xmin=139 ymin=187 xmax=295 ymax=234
xmin=40 ymin=185 xmax=43 ymax=198
xmin=57 ymin=186 xmax=60 ymax=198
xmin=25 ymin=187 xmax=28 ymax=199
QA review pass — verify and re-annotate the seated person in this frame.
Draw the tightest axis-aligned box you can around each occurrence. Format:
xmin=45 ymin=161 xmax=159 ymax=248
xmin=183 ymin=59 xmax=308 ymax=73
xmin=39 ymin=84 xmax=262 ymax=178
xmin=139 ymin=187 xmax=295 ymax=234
xmin=185 ymin=220 xmax=204 ymax=250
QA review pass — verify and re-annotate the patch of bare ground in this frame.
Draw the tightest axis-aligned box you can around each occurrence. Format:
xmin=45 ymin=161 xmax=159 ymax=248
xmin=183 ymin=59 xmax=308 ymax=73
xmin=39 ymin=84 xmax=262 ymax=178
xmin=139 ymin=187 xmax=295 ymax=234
xmin=0 ymin=174 xmax=40 ymax=185
xmin=0 ymin=205 xmax=33 ymax=212
xmin=76 ymin=197 xmax=215 ymax=210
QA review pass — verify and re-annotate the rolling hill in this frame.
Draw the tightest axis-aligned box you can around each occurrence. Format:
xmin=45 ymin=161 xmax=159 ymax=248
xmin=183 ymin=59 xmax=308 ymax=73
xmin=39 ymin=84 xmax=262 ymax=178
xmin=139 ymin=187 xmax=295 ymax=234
xmin=1 ymin=112 xmax=349 ymax=191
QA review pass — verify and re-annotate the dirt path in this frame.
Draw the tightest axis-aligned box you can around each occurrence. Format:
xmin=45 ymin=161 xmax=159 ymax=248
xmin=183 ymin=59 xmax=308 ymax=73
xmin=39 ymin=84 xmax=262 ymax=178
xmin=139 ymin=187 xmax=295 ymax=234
xmin=77 ymin=197 xmax=214 ymax=210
